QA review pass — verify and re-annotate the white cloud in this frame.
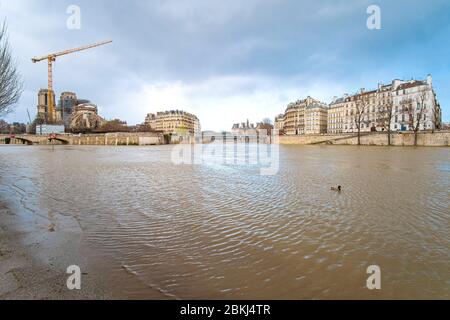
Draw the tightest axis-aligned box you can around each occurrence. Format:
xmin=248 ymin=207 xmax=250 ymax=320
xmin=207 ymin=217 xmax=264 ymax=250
xmin=111 ymin=74 xmax=346 ymax=131
xmin=2 ymin=0 xmax=449 ymax=125
xmin=152 ymin=0 xmax=261 ymax=26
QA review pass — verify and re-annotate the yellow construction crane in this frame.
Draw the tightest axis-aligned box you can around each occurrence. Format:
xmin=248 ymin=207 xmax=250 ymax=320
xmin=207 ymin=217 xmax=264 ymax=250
xmin=31 ymin=40 xmax=112 ymax=124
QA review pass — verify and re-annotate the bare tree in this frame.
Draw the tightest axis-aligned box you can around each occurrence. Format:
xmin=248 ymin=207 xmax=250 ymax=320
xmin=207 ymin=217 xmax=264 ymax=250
xmin=431 ymin=100 xmax=441 ymax=133
xmin=0 ymin=22 xmax=23 ymax=116
xmin=257 ymin=120 xmax=274 ymax=137
xmin=0 ymin=119 xmax=9 ymax=133
xmin=399 ymin=88 xmax=428 ymax=146
xmin=376 ymin=99 xmax=394 ymax=146
xmin=354 ymin=94 xmax=369 ymax=145
xmin=412 ymin=88 xmax=429 ymax=146
xmin=93 ymin=119 xmax=128 ymax=133
xmin=399 ymin=97 xmax=413 ymax=130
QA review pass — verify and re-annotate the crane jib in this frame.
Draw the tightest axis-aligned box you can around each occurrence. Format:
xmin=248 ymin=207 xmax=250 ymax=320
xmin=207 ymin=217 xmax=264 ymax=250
xmin=31 ymin=40 xmax=112 ymax=63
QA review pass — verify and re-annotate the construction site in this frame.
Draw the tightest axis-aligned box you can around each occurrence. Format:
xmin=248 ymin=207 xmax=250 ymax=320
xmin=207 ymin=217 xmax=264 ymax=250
xmin=30 ymin=40 xmax=112 ymax=135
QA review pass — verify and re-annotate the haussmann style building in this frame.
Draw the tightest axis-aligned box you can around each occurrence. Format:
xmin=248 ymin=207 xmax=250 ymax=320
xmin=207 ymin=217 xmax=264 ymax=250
xmin=275 ymin=75 xmax=442 ymax=136
xmin=329 ymin=75 xmax=441 ymax=134
xmin=305 ymin=102 xmax=328 ymax=134
xmin=281 ymin=96 xmax=327 ymax=135
xmin=145 ymin=110 xmax=201 ymax=136
xmin=274 ymin=114 xmax=285 ymax=131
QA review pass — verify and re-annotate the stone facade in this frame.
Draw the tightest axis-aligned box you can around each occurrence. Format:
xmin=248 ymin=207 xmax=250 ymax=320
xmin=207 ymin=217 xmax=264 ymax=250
xmin=305 ymin=102 xmax=328 ymax=134
xmin=283 ymin=96 xmax=323 ymax=135
xmin=278 ymin=131 xmax=450 ymax=147
xmin=69 ymin=103 xmax=104 ymax=131
xmin=35 ymin=89 xmax=106 ymax=130
xmin=327 ymin=98 xmax=346 ymax=134
xmin=145 ymin=110 xmax=200 ymax=135
xmin=392 ymin=76 xmax=441 ymax=131
xmin=57 ymin=92 xmax=78 ymax=126
xmin=232 ymin=119 xmax=256 ymax=135
xmin=36 ymin=89 xmax=55 ymax=124
xmin=276 ymin=75 xmax=442 ymax=136
xmin=329 ymin=75 xmax=441 ymax=134
xmin=274 ymin=114 xmax=284 ymax=131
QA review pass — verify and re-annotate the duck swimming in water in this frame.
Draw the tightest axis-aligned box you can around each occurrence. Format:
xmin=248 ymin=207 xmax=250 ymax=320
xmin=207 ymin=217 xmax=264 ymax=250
xmin=331 ymin=186 xmax=342 ymax=192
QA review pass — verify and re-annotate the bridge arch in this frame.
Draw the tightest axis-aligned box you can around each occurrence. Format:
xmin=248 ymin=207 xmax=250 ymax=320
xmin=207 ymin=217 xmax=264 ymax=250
xmin=49 ymin=138 xmax=70 ymax=145
xmin=1 ymin=137 xmax=34 ymax=145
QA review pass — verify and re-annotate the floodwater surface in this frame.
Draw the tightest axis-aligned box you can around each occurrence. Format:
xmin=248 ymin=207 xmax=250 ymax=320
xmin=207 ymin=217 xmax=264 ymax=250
xmin=0 ymin=145 xmax=449 ymax=299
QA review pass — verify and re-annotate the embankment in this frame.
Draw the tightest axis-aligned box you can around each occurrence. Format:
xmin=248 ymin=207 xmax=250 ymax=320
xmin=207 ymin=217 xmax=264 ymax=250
xmin=0 ymin=132 xmax=165 ymax=146
xmin=278 ymin=131 xmax=450 ymax=147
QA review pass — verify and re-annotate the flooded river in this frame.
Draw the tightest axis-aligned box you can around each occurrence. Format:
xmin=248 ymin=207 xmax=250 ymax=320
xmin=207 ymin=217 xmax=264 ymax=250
xmin=0 ymin=145 xmax=449 ymax=299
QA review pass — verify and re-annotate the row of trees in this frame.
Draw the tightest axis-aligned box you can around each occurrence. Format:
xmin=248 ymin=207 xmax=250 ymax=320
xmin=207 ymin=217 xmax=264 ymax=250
xmin=353 ymin=87 xmax=440 ymax=146
xmin=69 ymin=119 xmax=157 ymax=134
xmin=0 ymin=119 xmax=27 ymax=134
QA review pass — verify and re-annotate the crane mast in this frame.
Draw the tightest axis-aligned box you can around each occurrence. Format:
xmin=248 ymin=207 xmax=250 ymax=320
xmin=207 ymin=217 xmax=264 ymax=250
xmin=31 ymin=40 xmax=112 ymax=124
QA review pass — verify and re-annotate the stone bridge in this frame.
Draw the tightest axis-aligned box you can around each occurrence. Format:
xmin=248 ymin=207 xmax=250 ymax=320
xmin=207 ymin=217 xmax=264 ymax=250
xmin=0 ymin=134 xmax=68 ymax=145
xmin=0 ymin=132 xmax=164 ymax=146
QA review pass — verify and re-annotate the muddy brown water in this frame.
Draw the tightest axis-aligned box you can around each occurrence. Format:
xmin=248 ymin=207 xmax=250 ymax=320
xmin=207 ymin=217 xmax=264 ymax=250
xmin=0 ymin=145 xmax=448 ymax=299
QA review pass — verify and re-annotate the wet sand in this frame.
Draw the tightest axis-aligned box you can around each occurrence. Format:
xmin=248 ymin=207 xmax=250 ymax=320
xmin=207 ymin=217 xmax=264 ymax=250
xmin=0 ymin=200 xmax=111 ymax=299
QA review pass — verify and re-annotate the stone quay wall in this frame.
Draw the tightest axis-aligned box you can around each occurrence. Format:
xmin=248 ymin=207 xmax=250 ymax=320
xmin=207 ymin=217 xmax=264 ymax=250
xmin=278 ymin=131 xmax=450 ymax=147
xmin=2 ymin=131 xmax=449 ymax=147
xmin=70 ymin=132 xmax=164 ymax=146
xmin=0 ymin=132 xmax=164 ymax=146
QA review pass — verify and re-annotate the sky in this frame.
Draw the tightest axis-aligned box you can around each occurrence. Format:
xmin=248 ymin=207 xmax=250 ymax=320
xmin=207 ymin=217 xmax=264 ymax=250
xmin=1 ymin=0 xmax=450 ymax=131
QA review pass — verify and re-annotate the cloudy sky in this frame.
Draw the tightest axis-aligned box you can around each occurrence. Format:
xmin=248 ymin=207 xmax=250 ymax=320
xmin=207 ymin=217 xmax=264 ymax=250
xmin=1 ymin=0 xmax=449 ymax=130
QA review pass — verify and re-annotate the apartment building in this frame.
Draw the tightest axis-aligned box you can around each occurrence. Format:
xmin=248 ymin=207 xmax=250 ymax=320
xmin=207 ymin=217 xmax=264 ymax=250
xmin=145 ymin=110 xmax=200 ymax=135
xmin=283 ymin=96 xmax=323 ymax=135
xmin=329 ymin=75 xmax=441 ymax=134
xmin=339 ymin=84 xmax=392 ymax=133
xmin=327 ymin=97 xmax=346 ymax=134
xmin=392 ymin=76 xmax=441 ymax=131
xmin=305 ymin=103 xmax=328 ymax=134
xmin=275 ymin=75 xmax=441 ymax=136
xmin=274 ymin=114 xmax=284 ymax=132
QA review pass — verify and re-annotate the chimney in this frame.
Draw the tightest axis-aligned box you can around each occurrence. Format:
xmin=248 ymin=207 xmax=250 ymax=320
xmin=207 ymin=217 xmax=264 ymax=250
xmin=392 ymin=79 xmax=401 ymax=90
xmin=427 ymin=74 xmax=432 ymax=86
xmin=306 ymin=96 xmax=312 ymax=105
xmin=360 ymin=88 xmax=365 ymax=94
